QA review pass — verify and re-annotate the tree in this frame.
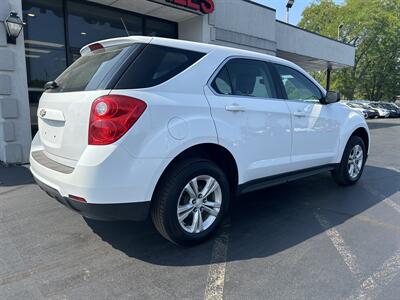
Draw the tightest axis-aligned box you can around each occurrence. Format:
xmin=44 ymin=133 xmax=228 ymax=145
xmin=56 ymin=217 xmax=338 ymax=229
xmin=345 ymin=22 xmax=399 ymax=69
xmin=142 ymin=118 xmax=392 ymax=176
xmin=298 ymin=0 xmax=400 ymax=101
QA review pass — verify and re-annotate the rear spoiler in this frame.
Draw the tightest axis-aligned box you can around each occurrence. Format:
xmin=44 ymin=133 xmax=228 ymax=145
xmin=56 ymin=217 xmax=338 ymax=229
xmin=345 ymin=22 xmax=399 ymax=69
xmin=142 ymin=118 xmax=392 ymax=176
xmin=80 ymin=36 xmax=153 ymax=56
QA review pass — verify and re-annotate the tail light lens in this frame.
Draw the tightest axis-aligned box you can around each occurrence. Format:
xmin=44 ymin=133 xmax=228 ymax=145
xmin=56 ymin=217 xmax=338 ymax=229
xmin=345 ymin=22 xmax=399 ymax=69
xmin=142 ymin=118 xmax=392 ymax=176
xmin=89 ymin=95 xmax=146 ymax=145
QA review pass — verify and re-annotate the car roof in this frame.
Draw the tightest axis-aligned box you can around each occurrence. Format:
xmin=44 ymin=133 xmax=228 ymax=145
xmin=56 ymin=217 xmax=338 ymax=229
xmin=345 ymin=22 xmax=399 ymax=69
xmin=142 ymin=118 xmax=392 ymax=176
xmin=81 ymin=36 xmax=301 ymax=70
xmin=80 ymin=36 xmax=325 ymax=93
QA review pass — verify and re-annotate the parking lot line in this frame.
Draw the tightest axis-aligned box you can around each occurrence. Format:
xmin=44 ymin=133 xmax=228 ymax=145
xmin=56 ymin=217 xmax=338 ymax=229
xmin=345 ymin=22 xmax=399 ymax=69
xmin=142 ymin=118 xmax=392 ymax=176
xmin=315 ymin=183 xmax=400 ymax=299
xmin=384 ymin=198 xmax=400 ymax=215
xmin=204 ymin=218 xmax=230 ymax=300
xmin=349 ymin=248 xmax=400 ymax=300
xmin=362 ymin=185 xmax=400 ymax=215
xmin=314 ymin=212 xmax=362 ymax=279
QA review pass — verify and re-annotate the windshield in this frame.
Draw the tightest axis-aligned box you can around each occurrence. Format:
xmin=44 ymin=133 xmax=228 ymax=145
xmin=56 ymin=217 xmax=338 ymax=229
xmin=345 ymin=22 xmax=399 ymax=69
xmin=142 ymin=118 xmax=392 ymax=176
xmin=49 ymin=43 xmax=138 ymax=93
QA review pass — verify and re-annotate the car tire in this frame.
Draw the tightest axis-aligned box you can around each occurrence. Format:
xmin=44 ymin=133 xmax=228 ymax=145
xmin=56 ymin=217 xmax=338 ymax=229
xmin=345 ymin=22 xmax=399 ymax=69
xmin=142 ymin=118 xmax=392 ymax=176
xmin=151 ymin=158 xmax=230 ymax=246
xmin=331 ymin=135 xmax=367 ymax=186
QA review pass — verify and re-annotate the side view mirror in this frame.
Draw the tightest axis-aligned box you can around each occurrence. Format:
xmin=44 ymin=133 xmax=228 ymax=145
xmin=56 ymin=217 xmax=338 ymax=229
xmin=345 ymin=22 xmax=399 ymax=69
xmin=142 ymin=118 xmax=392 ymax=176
xmin=322 ymin=91 xmax=340 ymax=104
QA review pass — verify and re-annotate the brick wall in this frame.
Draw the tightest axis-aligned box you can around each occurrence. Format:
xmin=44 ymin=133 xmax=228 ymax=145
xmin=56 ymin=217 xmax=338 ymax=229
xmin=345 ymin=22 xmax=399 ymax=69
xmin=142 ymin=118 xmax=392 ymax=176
xmin=0 ymin=0 xmax=31 ymax=164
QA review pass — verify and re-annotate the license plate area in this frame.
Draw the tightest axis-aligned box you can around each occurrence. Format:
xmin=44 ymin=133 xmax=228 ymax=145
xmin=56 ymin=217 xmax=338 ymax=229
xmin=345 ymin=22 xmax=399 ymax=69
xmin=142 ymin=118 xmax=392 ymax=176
xmin=39 ymin=118 xmax=65 ymax=148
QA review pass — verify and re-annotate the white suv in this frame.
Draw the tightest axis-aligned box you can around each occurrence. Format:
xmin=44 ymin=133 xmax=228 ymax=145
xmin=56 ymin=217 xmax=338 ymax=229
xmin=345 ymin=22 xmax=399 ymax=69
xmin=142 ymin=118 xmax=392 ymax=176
xmin=30 ymin=36 xmax=370 ymax=245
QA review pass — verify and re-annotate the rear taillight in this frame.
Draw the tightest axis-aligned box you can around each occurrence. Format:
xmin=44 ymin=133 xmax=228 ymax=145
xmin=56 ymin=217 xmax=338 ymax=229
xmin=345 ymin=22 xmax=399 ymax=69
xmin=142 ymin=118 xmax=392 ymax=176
xmin=88 ymin=95 xmax=146 ymax=145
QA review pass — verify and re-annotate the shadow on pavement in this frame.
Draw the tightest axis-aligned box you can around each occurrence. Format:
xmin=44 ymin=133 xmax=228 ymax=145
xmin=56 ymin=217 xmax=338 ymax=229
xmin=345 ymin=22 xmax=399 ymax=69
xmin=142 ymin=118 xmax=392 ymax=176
xmin=0 ymin=165 xmax=34 ymax=187
xmin=85 ymin=165 xmax=399 ymax=267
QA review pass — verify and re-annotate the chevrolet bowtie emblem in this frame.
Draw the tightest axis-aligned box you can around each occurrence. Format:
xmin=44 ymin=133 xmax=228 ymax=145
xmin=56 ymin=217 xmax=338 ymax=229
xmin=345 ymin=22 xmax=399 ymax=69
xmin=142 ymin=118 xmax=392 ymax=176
xmin=39 ymin=109 xmax=46 ymax=117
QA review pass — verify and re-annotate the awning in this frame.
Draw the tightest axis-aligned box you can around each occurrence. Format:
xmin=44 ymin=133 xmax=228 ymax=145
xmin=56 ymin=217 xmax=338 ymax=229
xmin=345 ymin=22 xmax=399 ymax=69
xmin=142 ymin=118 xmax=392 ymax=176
xmin=275 ymin=21 xmax=355 ymax=71
xmin=88 ymin=0 xmax=199 ymax=22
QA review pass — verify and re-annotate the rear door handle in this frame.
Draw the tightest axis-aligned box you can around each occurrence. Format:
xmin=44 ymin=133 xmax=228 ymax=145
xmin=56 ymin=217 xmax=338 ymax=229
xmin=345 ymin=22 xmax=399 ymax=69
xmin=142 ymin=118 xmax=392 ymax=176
xmin=293 ymin=111 xmax=306 ymax=117
xmin=225 ymin=104 xmax=246 ymax=112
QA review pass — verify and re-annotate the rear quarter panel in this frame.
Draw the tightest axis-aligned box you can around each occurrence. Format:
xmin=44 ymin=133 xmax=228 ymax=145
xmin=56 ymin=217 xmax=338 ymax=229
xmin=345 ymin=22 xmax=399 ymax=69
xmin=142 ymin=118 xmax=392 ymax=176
xmin=113 ymin=51 xmax=223 ymax=159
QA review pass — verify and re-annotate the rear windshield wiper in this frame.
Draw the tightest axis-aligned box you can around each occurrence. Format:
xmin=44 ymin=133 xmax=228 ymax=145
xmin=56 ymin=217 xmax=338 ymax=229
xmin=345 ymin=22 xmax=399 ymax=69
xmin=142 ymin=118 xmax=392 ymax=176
xmin=44 ymin=81 xmax=59 ymax=90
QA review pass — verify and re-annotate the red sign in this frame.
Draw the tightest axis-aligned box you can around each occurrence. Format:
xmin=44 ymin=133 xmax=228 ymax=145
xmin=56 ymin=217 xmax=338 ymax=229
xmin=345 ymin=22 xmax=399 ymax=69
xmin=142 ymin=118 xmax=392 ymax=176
xmin=165 ymin=0 xmax=215 ymax=14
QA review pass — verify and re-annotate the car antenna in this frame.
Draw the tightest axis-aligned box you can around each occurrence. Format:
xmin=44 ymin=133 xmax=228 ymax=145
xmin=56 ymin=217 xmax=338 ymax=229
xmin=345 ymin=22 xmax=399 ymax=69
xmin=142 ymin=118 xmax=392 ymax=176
xmin=120 ymin=17 xmax=130 ymax=36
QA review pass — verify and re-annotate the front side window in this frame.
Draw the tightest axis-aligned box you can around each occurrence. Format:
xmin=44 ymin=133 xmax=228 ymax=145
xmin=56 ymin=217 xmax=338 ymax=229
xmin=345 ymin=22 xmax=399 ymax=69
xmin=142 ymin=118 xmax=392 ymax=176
xmin=211 ymin=59 xmax=277 ymax=99
xmin=275 ymin=64 xmax=322 ymax=102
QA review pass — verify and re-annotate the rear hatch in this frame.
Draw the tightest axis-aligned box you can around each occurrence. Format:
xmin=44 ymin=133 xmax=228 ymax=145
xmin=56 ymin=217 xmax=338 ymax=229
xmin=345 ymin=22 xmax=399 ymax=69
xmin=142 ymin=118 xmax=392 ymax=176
xmin=37 ymin=40 xmax=147 ymax=164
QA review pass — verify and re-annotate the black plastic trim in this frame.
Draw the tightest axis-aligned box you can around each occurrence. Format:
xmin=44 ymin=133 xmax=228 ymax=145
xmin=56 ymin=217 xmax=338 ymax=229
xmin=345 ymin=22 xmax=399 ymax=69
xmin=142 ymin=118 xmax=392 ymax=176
xmin=34 ymin=177 xmax=150 ymax=221
xmin=104 ymin=43 xmax=148 ymax=90
xmin=237 ymin=164 xmax=338 ymax=195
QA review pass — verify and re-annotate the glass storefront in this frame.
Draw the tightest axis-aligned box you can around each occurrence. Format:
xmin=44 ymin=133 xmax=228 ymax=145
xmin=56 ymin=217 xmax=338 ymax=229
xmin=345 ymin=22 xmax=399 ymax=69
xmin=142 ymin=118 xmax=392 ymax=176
xmin=22 ymin=0 xmax=178 ymax=134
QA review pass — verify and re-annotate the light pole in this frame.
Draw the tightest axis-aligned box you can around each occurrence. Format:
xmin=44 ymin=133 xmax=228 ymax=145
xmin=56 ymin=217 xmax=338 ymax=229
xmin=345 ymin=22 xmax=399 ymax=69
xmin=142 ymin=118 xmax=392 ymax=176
xmin=286 ymin=0 xmax=295 ymax=23
xmin=337 ymin=23 xmax=344 ymax=40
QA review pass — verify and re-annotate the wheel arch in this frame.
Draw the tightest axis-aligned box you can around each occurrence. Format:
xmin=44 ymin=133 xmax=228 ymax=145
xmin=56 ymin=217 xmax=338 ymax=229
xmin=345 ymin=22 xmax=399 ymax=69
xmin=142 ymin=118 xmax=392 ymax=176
xmin=350 ymin=127 xmax=370 ymax=152
xmin=336 ymin=120 xmax=370 ymax=163
xmin=151 ymin=143 xmax=239 ymax=202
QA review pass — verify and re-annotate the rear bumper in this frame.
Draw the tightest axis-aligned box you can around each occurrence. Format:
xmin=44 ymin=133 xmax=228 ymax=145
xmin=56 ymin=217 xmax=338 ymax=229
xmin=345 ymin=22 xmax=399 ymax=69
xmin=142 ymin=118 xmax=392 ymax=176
xmin=30 ymin=133 xmax=168 ymax=205
xmin=34 ymin=176 xmax=150 ymax=221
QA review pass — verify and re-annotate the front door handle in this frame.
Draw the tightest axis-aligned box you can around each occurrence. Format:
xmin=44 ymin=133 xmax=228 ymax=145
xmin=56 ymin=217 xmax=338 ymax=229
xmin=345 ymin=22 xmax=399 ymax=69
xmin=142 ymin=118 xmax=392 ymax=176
xmin=225 ymin=104 xmax=246 ymax=112
xmin=293 ymin=111 xmax=306 ymax=117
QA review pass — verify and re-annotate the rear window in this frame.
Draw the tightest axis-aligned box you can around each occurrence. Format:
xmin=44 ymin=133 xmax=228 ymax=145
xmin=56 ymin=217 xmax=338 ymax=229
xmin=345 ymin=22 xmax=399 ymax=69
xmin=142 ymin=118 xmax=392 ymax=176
xmin=49 ymin=44 xmax=138 ymax=93
xmin=115 ymin=44 xmax=206 ymax=89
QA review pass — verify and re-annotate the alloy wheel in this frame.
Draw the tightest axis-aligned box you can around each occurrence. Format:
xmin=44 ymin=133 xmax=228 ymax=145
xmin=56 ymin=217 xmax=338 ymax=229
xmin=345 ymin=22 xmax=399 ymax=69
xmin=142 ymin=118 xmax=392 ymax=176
xmin=347 ymin=144 xmax=363 ymax=179
xmin=176 ymin=175 xmax=222 ymax=234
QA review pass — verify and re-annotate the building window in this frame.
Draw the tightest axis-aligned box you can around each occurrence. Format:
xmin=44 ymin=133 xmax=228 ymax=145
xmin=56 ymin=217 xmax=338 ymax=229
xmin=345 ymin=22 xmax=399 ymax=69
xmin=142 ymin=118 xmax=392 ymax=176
xmin=22 ymin=0 xmax=67 ymax=134
xmin=22 ymin=0 xmax=178 ymax=135
xmin=145 ymin=18 xmax=178 ymax=38
xmin=66 ymin=0 xmax=143 ymax=62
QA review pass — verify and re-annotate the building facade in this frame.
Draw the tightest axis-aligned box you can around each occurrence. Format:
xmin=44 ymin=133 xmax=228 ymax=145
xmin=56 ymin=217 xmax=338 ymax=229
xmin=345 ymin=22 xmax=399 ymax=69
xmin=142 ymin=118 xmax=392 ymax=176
xmin=0 ymin=0 xmax=355 ymax=164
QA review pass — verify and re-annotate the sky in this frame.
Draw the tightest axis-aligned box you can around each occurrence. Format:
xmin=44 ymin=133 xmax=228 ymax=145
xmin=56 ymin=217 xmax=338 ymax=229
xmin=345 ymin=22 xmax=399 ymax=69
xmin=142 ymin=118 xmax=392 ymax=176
xmin=254 ymin=0 xmax=344 ymax=26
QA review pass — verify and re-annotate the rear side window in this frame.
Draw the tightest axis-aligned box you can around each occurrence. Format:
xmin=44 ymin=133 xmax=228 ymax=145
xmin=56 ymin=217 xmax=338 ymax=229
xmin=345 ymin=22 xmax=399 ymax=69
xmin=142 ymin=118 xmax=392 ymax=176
xmin=51 ymin=44 xmax=137 ymax=93
xmin=211 ymin=58 xmax=278 ymax=99
xmin=115 ymin=44 xmax=205 ymax=89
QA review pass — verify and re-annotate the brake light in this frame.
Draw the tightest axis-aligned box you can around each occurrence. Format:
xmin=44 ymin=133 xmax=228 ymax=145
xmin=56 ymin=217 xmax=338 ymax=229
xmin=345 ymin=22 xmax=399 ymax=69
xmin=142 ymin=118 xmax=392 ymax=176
xmin=88 ymin=95 xmax=147 ymax=145
xmin=89 ymin=43 xmax=104 ymax=52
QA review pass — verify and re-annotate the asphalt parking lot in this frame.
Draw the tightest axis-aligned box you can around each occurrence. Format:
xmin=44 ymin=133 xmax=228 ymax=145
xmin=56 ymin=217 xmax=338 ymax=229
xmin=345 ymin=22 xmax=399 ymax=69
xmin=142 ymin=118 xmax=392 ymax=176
xmin=1 ymin=118 xmax=399 ymax=300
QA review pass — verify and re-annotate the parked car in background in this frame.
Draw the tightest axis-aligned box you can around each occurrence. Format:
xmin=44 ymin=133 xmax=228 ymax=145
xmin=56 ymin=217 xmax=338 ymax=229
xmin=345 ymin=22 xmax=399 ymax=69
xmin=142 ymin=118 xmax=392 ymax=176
xmin=345 ymin=102 xmax=369 ymax=119
xmin=349 ymin=102 xmax=379 ymax=119
xmin=30 ymin=37 xmax=370 ymax=245
xmin=376 ymin=102 xmax=400 ymax=118
xmin=357 ymin=103 xmax=379 ymax=119
xmin=368 ymin=103 xmax=390 ymax=118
